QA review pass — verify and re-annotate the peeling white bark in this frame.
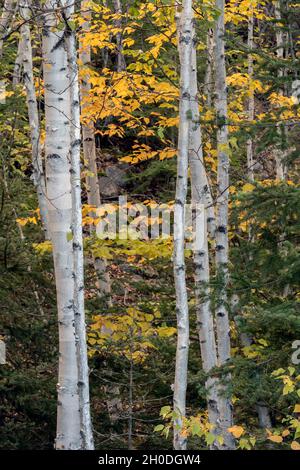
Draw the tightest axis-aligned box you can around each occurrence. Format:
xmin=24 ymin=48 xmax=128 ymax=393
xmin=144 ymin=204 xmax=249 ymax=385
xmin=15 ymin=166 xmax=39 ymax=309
xmin=214 ymin=0 xmax=235 ymax=449
xmin=173 ymin=0 xmax=192 ymax=450
xmin=42 ymin=0 xmax=81 ymax=450
xmin=0 ymin=0 xmax=15 ymax=57
xmin=64 ymin=2 xmax=94 ymax=449
xmin=188 ymin=15 xmax=221 ymax=442
xmin=20 ymin=0 xmax=49 ymax=238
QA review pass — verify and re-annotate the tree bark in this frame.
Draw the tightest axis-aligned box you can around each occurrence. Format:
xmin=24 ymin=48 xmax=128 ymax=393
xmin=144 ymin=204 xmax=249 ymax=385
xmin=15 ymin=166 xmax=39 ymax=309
xmin=189 ymin=13 xmax=239 ymax=449
xmin=20 ymin=0 xmax=49 ymax=238
xmin=173 ymin=0 xmax=192 ymax=450
xmin=42 ymin=0 xmax=81 ymax=449
xmin=0 ymin=0 xmax=15 ymax=57
xmin=64 ymin=1 xmax=94 ymax=449
xmin=214 ymin=0 xmax=235 ymax=449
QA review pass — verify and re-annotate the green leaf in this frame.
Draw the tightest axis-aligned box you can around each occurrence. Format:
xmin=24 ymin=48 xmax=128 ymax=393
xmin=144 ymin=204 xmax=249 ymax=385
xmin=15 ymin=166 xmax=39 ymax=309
xmin=157 ymin=127 xmax=164 ymax=140
xmin=68 ymin=20 xmax=76 ymax=31
xmin=154 ymin=424 xmax=164 ymax=432
xmin=160 ymin=405 xmax=171 ymax=418
xmin=272 ymin=368 xmax=285 ymax=376
xmin=206 ymin=432 xmax=216 ymax=446
xmin=191 ymin=421 xmax=202 ymax=436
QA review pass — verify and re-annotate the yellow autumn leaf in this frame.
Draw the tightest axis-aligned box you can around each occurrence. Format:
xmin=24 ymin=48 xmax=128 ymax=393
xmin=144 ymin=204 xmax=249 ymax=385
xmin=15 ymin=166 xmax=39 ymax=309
xmin=228 ymin=425 xmax=244 ymax=438
xmin=242 ymin=183 xmax=255 ymax=193
xmin=157 ymin=326 xmax=177 ymax=337
xmin=32 ymin=241 xmax=52 ymax=254
xmin=268 ymin=435 xmax=283 ymax=443
xmin=180 ymin=428 xmax=188 ymax=438
xmin=294 ymin=404 xmax=300 ymax=413
xmin=239 ymin=221 xmax=248 ymax=232
xmin=283 ymin=376 xmax=295 ymax=395
xmin=158 ymin=148 xmax=177 ymax=161
xmin=257 ymin=338 xmax=268 ymax=347
xmin=145 ymin=314 xmax=154 ymax=322
xmin=291 ymin=441 xmax=300 ymax=450
xmin=16 ymin=218 xmax=28 ymax=226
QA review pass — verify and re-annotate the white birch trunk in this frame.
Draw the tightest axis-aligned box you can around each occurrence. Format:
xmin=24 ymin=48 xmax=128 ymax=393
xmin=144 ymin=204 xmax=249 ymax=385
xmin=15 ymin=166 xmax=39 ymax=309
xmin=64 ymin=2 xmax=94 ymax=449
xmin=176 ymin=6 xmax=215 ymax=237
xmin=42 ymin=0 xmax=81 ymax=449
xmin=188 ymin=13 xmax=220 ymax=431
xmin=19 ymin=0 xmax=49 ymax=238
xmin=173 ymin=0 xmax=192 ymax=450
xmin=189 ymin=64 xmax=215 ymax=236
xmin=214 ymin=0 xmax=235 ymax=449
xmin=0 ymin=0 xmax=15 ymax=57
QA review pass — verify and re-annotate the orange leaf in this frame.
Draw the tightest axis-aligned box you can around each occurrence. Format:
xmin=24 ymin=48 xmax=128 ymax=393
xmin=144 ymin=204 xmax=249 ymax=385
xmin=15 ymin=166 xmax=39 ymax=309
xmin=268 ymin=435 xmax=283 ymax=443
xmin=291 ymin=441 xmax=300 ymax=451
xmin=228 ymin=425 xmax=244 ymax=438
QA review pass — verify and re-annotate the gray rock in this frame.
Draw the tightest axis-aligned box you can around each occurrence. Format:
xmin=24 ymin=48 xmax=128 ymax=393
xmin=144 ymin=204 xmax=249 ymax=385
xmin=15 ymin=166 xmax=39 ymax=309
xmin=99 ymin=176 xmax=119 ymax=197
xmin=105 ymin=165 xmax=128 ymax=187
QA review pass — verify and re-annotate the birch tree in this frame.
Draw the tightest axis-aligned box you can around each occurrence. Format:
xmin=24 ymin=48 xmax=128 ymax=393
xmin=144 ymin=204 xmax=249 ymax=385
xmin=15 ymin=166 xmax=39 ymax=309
xmin=175 ymin=4 xmax=215 ymax=236
xmin=173 ymin=0 xmax=192 ymax=450
xmin=0 ymin=0 xmax=15 ymax=57
xmin=188 ymin=9 xmax=220 ymax=436
xmin=42 ymin=0 xmax=81 ymax=449
xmin=214 ymin=0 xmax=235 ymax=449
xmin=64 ymin=0 xmax=94 ymax=449
xmin=19 ymin=0 xmax=49 ymax=238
